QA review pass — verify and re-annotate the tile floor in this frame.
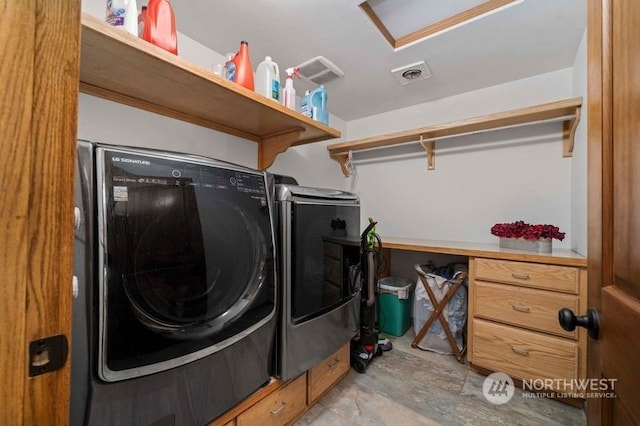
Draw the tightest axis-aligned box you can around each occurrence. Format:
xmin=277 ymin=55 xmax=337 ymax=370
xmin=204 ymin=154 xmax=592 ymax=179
xmin=295 ymin=330 xmax=586 ymax=425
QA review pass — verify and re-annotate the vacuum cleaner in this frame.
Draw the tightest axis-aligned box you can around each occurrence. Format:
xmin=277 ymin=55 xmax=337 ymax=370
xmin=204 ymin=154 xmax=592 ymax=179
xmin=350 ymin=219 xmax=392 ymax=373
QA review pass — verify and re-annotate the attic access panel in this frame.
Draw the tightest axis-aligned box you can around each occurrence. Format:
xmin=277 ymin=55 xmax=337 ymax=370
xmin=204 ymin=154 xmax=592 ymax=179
xmin=359 ymin=0 xmax=522 ymax=50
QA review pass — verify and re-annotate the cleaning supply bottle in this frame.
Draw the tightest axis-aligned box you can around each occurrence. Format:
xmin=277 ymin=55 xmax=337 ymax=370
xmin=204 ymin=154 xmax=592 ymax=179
xmin=255 ymin=56 xmax=280 ymax=102
xmin=227 ymin=41 xmax=254 ymax=90
xmin=299 ymin=90 xmax=312 ymax=118
xmin=142 ymin=0 xmax=178 ymax=55
xmin=106 ymin=0 xmax=138 ymax=36
xmin=282 ymin=67 xmax=299 ymax=110
xmin=311 ymin=85 xmax=328 ymax=125
xmin=223 ymin=52 xmax=236 ymax=81
xmin=299 ymin=85 xmax=328 ymax=124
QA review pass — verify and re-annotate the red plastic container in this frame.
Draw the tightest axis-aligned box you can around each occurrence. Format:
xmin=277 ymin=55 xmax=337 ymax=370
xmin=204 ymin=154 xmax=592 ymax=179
xmin=142 ymin=0 xmax=178 ymax=55
xmin=231 ymin=41 xmax=254 ymax=91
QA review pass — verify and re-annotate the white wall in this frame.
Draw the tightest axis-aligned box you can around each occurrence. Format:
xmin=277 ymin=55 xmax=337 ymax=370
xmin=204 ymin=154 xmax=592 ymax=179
xmin=80 ymin=0 xmax=255 ymax=165
xmin=339 ymin=69 xmax=576 ymax=248
xmin=571 ymin=30 xmax=588 ymax=256
xmin=78 ymin=95 xmax=257 ymax=167
xmin=268 ymin=113 xmax=349 ymax=189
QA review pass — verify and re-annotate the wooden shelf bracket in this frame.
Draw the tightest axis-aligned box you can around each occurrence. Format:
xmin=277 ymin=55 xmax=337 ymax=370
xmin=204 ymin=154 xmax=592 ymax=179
xmin=562 ymin=105 xmax=581 ymax=157
xmin=419 ymin=134 xmax=436 ymax=170
xmin=258 ymin=128 xmax=304 ymax=170
xmin=330 ymin=151 xmax=352 ymax=177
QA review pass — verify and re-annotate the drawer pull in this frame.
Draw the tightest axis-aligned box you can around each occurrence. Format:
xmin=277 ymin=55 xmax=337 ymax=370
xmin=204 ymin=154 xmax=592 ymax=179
xmin=270 ymin=402 xmax=287 ymax=415
xmin=511 ymin=346 xmax=530 ymax=356
xmin=511 ymin=304 xmax=530 ymax=313
xmin=328 ymin=358 xmax=340 ymax=369
xmin=511 ymin=272 xmax=530 ymax=280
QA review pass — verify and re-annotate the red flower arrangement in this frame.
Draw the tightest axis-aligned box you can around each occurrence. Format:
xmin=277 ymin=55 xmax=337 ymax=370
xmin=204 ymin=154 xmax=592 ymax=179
xmin=491 ymin=220 xmax=565 ymax=241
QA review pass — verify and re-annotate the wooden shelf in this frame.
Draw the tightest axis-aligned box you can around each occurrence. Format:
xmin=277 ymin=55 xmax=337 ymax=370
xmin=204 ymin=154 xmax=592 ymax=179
xmin=79 ymin=14 xmax=340 ymax=169
xmin=327 ymin=97 xmax=582 ymax=176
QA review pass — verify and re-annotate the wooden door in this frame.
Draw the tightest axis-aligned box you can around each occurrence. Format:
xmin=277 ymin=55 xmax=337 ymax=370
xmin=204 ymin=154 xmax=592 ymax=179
xmin=587 ymin=0 xmax=640 ymax=424
xmin=0 ymin=1 xmax=80 ymax=424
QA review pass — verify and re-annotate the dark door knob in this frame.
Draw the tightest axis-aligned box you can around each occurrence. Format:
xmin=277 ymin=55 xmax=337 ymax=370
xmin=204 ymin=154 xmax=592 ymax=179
xmin=558 ymin=307 xmax=600 ymax=339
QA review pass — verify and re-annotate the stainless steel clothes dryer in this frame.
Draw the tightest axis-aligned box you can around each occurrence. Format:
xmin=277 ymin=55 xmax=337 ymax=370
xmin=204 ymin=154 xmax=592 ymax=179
xmin=71 ymin=141 xmax=277 ymax=425
xmin=274 ymin=185 xmax=361 ymax=381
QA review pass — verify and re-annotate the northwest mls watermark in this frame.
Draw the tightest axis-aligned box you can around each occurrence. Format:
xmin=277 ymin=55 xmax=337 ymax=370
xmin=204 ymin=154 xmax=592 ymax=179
xmin=482 ymin=373 xmax=617 ymax=404
xmin=522 ymin=378 xmax=617 ymax=400
xmin=482 ymin=372 xmax=515 ymax=404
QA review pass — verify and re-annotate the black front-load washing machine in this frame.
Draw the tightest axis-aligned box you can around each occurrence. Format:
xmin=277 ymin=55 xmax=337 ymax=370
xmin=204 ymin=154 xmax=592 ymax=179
xmin=71 ymin=141 xmax=277 ymax=425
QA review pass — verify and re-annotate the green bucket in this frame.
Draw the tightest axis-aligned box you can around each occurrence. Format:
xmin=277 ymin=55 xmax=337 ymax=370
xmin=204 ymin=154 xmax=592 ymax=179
xmin=377 ymin=276 xmax=415 ymax=337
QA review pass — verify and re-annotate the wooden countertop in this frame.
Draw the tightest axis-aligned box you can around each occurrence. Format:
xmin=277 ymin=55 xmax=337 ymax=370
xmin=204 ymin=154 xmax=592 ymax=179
xmin=381 ymin=237 xmax=587 ymax=267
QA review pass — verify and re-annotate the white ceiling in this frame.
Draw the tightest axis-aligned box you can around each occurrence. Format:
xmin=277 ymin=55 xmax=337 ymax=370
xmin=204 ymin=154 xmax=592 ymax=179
xmin=171 ymin=0 xmax=586 ymax=122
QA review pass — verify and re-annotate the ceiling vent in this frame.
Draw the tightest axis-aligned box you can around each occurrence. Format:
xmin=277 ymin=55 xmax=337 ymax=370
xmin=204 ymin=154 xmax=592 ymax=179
xmin=391 ymin=61 xmax=432 ymax=85
xmin=296 ymin=56 xmax=345 ymax=85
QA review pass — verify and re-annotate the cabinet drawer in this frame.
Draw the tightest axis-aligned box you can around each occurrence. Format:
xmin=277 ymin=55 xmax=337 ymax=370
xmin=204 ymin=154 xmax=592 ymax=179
xmin=472 ymin=319 xmax=578 ymax=387
xmin=474 ymin=281 xmax=579 ymax=338
xmin=236 ymin=374 xmax=306 ymax=426
xmin=475 ymin=258 xmax=579 ymax=294
xmin=307 ymin=343 xmax=350 ymax=404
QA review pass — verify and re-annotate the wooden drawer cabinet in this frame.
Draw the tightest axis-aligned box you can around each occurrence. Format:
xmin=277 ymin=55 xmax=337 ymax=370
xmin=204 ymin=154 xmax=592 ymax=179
xmin=236 ymin=374 xmax=307 ymax=426
xmin=473 ymin=280 xmax=579 ymax=338
xmin=473 ymin=318 xmax=578 ymax=382
xmin=469 ymin=257 xmax=587 ymax=392
xmin=211 ymin=342 xmax=351 ymax=425
xmin=307 ymin=343 xmax=350 ymax=404
xmin=474 ymin=258 xmax=580 ymax=294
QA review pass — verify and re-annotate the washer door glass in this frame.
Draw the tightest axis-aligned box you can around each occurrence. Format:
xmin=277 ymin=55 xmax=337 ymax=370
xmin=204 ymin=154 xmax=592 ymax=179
xmin=98 ymin=149 xmax=275 ymax=379
xmin=123 ymin=190 xmax=264 ymax=335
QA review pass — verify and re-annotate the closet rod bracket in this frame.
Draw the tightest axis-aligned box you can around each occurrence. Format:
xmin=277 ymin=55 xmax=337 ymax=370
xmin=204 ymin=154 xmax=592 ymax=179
xmin=419 ymin=135 xmax=436 ymax=170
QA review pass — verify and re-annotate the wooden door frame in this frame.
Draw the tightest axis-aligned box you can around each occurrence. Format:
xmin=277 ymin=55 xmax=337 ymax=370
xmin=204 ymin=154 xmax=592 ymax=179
xmin=0 ymin=1 xmax=81 ymax=424
xmin=586 ymin=0 xmax=612 ymax=423
xmin=0 ymin=2 xmax=36 ymax=422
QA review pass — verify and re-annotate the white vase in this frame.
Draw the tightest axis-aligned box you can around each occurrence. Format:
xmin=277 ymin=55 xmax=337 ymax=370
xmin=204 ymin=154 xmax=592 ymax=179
xmin=499 ymin=237 xmax=552 ymax=253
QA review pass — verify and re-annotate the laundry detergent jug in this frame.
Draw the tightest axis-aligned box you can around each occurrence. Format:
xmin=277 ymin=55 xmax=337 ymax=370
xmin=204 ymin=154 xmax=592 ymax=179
xmin=142 ymin=0 xmax=178 ymax=55
xmin=255 ymin=56 xmax=280 ymax=102
xmin=299 ymin=85 xmax=328 ymax=125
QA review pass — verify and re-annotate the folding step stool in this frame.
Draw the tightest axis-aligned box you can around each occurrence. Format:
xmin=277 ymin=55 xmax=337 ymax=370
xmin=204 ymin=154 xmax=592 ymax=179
xmin=411 ymin=264 xmax=467 ymax=364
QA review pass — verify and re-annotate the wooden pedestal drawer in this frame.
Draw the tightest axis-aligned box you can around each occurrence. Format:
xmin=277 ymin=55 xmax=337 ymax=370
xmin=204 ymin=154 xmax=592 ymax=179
xmin=307 ymin=343 xmax=350 ymax=404
xmin=236 ymin=374 xmax=307 ymax=426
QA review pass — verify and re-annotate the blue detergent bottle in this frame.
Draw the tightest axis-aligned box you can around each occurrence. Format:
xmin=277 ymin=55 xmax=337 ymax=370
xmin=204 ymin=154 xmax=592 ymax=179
xmin=299 ymin=85 xmax=328 ymax=125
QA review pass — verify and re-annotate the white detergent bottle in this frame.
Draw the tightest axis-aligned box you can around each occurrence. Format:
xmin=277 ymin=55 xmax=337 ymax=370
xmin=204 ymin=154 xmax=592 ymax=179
xmin=255 ymin=56 xmax=280 ymax=102
xmin=106 ymin=0 xmax=137 ymax=36
xmin=282 ymin=67 xmax=298 ymax=110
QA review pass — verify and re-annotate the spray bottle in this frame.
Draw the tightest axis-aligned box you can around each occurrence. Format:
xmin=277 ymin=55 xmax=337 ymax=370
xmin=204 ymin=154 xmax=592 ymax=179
xmin=282 ymin=67 xmax=300 ymax=110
